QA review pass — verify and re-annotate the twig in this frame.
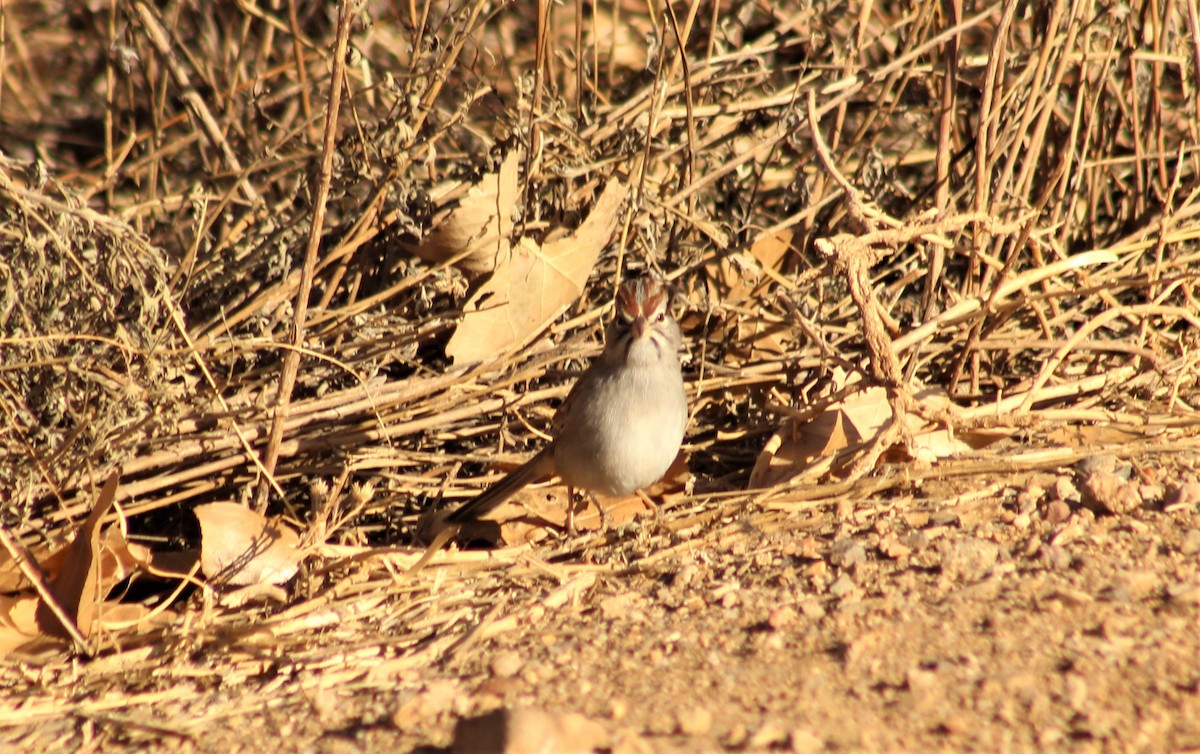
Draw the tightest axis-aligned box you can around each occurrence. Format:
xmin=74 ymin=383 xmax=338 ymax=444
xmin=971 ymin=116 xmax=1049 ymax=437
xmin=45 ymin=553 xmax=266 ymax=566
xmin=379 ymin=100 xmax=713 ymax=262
xmin=255 ymin=0 xmax=355 ymax=512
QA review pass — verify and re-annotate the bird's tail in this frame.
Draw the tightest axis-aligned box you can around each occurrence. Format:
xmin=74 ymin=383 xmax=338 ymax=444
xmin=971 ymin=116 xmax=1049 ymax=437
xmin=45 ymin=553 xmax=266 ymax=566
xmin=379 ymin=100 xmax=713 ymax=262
xmin=446 ymin=445 xmax=557 ymax=523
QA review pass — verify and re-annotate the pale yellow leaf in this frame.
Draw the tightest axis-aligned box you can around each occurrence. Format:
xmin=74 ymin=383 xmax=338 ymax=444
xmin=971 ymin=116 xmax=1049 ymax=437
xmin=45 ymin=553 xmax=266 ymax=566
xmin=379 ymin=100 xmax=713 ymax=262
xmin=0 ymin=594 xmax=47 ymax=657
xmin=838 ymin=386 xmax=893 ymax=440
xmin=750 ymin=380 xmax=1004 ymax=488
xmin=98 ymin=524 xmax=152 ymax=592
xmin=195 ymin=503 xmax=301 ymax=586
xmin=749 ymin=411 xmax=854 ymax=489
xmin=409 ymin=150 xmax=521 ymax=273
xmin=447 ymin=179 xmax=629 ymax=364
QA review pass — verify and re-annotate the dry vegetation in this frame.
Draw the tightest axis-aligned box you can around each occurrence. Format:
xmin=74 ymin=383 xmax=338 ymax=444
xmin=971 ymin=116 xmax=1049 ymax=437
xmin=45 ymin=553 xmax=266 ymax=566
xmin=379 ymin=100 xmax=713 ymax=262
xmin=2 ymin=0 xmax=1200 ymax=751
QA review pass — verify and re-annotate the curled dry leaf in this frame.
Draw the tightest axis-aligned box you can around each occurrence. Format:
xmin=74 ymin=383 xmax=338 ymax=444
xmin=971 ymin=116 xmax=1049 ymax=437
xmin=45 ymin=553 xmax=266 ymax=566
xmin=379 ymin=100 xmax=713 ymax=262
xmin=195 ymin=503 xmax=302 ymax=587
xmin=749 ymin=410 xmax=852 ymax=490
xmin=98 ymin=525 xmax=153 ymax=591
xmin=447 ymin=178 xmax=629 ymax=364
xmin=408 ymin=149 xmax=521 ymax=274
xmin=34 ymin=471 xmax=118 ymax=645
xmin=750 ymin=373 xmax=1005 ymax=489
xmin=0 ymin=473 xmax=168 ymax=657
xmin=709 ymin=229 xmax=792 ymax=305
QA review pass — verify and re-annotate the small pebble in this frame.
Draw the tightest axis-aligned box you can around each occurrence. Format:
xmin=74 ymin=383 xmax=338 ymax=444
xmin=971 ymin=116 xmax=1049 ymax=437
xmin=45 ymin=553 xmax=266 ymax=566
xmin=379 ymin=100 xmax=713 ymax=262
xmin=490 ymin=650 xmax=523 ymax=679
xmin=828 ymin=574 xmax=857 ymax=598
xmin=451 ymin=708 xmax=607 ymax=754
xmin=1053 ymin=476 xmax=1080 ymax=503
xmin=941 ymin=537 xmax=1001 ymax=582
xmin=1080 ymin=471 xmax=1141 ymax=515
xmin=767 ymin=605 xmax=797 ymax=631
xmin=790 ymin=727 xmax=823 ymax=754
xmin=748 ymin=719 xmax=790 ymax=748
xmin=1045 ymin=500 xmax=1072 ymax=525
xmin=829 ymin=540 xmax=867 ymax=568
xmin=1165 ymin=481 xmax=1200 ymax=512
xmin=675 ymin=706 xmax=712 ymax=736
xmin=1181 ymin=529 xmax=1200 ymax=555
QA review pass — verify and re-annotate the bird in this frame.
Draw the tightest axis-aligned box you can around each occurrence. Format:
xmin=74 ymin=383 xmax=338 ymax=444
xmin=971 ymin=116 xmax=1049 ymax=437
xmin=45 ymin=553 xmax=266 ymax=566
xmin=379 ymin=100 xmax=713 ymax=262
xmin=447 ymin=276 xmax=688 ymax=531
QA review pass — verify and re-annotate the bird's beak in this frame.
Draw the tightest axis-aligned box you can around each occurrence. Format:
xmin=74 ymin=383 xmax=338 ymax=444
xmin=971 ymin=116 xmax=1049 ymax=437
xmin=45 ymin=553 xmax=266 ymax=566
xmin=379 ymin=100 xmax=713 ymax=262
xmin=631 ymin=316 xmax=648 ymax=339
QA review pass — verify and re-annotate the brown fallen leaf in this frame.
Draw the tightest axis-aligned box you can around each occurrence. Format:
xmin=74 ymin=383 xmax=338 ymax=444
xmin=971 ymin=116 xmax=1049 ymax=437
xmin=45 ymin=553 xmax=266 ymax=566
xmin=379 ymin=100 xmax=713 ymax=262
xmin=0 ymin=540 xmax=56 ymax=592
xmin=0 ymin=593 xmax=44 ymax=656
xmin=446 ymin=178 xmax=629 ymax=365
xmin=195 ymin=503 xmax=302 ymax=586
xmin=707 ymin=228 xmax=792 ymax=305
xmin=35 ymin=471 xmax=119 ymax=647
xmin=749 ymin=409 xmax=855 ymax=489
xmin=98 ymin=524 xmax=153 ymax=592
xmin=0 ymin=542 xmax=51 ymax=595
xmin=751 ymin=373 xmax=1003 ymax=488
xmin=692 ymin=229 xmax=794 ymax=363
xmin=407 ymin=149 xmax=521 ymax=273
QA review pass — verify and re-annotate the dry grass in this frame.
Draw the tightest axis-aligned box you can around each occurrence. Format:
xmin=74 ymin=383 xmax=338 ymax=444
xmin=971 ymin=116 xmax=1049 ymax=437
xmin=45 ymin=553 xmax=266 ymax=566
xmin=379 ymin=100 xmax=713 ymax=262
xmin=1 ymin=0 xmax=1199 ymax=748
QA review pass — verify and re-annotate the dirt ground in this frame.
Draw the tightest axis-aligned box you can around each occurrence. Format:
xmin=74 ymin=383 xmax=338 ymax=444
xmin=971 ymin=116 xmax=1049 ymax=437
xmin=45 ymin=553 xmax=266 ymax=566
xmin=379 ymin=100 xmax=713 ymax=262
xmin=3 ymin=441 xmax=1198 ymax=754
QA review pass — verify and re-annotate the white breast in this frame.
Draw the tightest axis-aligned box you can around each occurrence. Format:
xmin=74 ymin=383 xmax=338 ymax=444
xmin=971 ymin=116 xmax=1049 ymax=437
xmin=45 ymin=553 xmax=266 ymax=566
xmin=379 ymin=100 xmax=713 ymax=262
xmin=552 ymin=357 xmax=687 ymax=497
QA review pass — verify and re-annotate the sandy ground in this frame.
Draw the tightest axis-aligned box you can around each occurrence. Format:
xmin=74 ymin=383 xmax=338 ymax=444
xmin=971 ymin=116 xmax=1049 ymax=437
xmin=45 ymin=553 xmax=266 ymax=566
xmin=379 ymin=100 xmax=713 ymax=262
xmin=3 ymin=447 xmax=1198 ymax=754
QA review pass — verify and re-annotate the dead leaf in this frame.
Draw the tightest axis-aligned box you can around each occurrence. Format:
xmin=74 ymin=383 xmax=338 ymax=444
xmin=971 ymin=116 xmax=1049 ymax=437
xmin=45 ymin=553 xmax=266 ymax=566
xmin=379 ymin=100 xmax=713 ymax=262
xmin=749 ymin=228 xmax=793 ymax=270
xmin=409 ymin=150 xmax=521 ymax=273
xmin=837 ymin=386 xmax=894 ymax=440
xmin=35 ymin=471 xmax=118 ymax=644
xmin=0 ymin=541 xmax=56 ymax=592
xmin=0 ymin=593 xmax=46 ymax=656
xmin=587 ymin=6 xmax=652 ymax=71
xmin=751 ymin=378 xmax=999 ymax=489
xmin=749 ymin=411 xmax=853 ymax=489
xmin=96 ymin=601 xmax=165 ymax=632
xmin=446 ymin=178 xmax=629 ymax=364
xmin=195 ymin=503 xmax=302 ymax=586
xmin=700 ymin=229 xmax=794 ymax=362
xmin=97 ymin=525 xmax=152 ymax=592
xmin=708 ymin=229 xmax=792 ymax=305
